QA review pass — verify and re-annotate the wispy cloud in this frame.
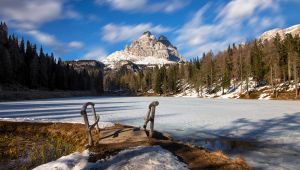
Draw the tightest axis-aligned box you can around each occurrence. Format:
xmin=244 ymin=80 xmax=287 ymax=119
xmin=27 ymin=30 xmax=59 ymax=46
xmin=176 ymin=0 xmax=284 ymax=57
xmin=102 ymin=23 xmax=172 ymax=43
xmin=27 ymin=30 xmax=84 ymax=54
xmin=82 ymin=48 xmax=107 ymax=60
xmin=216 ymin=0 xmax=277 ymax=24
xmin=0 ymin=0 xmax=80 ymax=30
xmin=68 ymin=41 xmax=84 ymax=49
xmin=95 ymin=0 xmax=189 ymax=13
xmin=0 ymin=0 xmax=84 ymax=57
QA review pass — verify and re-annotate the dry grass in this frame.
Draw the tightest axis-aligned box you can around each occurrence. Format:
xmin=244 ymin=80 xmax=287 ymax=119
xmin=271 ymin=91 xmax=300 ymax=100
xmin=0 ymin=121 xmax=252 ymax=170
xmin=0 ymin=121 xmax=85 ymax=169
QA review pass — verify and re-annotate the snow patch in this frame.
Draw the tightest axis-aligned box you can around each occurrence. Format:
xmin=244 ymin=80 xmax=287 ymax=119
xmin=175 ymin=78 xmax=298 ymax=100
xmin=260 ymin=24 xmax=300 ymax=40
xmin=258 ymin=93 xmax=271 ymax=100
xmin=175 ymin=79 xmax=256 ymax=99
xmin=33 ymin=146 xmax=188 ymax=170
xmin=33 ymin=150 xmax=89 ymax=170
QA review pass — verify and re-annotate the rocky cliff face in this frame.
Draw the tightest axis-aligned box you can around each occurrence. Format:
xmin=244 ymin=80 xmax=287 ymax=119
xmin=63 ymin=60 xmax=104 ymax=73
xmin=102 ymin=31 xmax=184 ymax=68
xmin=260 ymin=24 xmax=300 ymax=41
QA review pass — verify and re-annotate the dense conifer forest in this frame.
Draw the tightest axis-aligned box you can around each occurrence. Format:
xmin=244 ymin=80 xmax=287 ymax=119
xmin=1 ymin=22 xmax=299 ymax=98
xmin=0 ymin=22 xmax=103 ymax=94
xmin=105 ymin=33 xmax=300 ymax=98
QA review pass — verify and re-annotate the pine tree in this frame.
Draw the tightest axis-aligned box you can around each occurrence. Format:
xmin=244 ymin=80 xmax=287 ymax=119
xmin=251 ymin=40 xmax=266 ymax=85
xmin=39 ymin=47 xmax=49 ymax=88
xmin=153 ymin=66 xmax=162 ymax=94
xmin=29 ymin=45 xmax=39 ymax=88
xmin=0 ymin=45 xmax=12 ymax=84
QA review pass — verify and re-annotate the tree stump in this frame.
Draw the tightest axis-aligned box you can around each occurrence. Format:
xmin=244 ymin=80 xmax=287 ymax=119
xmin=143 ymin=101 xmax=159 ymax=138
xmin=80 ymin=102 xmax=100 ymax=147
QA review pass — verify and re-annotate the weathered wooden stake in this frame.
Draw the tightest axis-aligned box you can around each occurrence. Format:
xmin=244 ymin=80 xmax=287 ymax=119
xmin=80 ymin=102 xmax=100 ymax=146
xmin=143 ymin=101 xmax=159 ymax=138
xmin=91 ymin=105 xmax=100 ymax=132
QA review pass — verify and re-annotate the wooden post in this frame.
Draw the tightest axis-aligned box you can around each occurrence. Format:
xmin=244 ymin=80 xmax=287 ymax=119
xmin=80 ymin=102 xmax=100 ymax=147
xmin=92 ymin=105 xmax=100 ymax=132
xmin=143 ymin=101 xmax=159 ymax=138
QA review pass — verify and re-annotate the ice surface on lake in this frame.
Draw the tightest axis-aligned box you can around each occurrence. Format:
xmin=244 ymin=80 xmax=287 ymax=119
xmin=0 ymin=97 xmax=299 ymax=169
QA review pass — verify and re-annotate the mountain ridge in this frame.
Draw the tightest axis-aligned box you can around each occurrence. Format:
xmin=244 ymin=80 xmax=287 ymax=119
xmin=259 ymin=24 xmax=300 ymax=40
xmin=102 ymin=31 xmax=184 ymax=68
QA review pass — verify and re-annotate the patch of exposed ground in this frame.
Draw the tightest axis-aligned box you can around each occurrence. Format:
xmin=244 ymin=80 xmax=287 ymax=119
xmin=0 ymin=121 xmax=251 ymax=170
xmin=0 ymin=90 xmax=97 ymax=102
xmin=239 ymin=89 xmax=300 ymax=100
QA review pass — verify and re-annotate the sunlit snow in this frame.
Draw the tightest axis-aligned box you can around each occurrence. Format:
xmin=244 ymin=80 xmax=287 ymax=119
xmin=0 ymin=96 xmax=299 ymax=169
xmin=33 ymin=146 xmax=188 ymax=170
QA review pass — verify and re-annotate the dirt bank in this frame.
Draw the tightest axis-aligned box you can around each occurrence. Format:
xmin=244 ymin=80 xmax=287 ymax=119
xmin=0 ymin=121 xmax=251 ymax=170
xmin=0 ymin=90 xmax=98 ymax=102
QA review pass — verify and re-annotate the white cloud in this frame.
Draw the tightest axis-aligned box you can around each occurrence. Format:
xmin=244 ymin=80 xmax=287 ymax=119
xmin=68 ymin=41 xmax=84 ymax=48
xmin=0 ymin=0 xmax=84 ymax=58
xmin=95 ymin=0 xmax=188 ymax=13
xmin=27 ymin=30 xmax=59 ymax=46
xmin=102 ymin=23 xmax=172 ymax=43
xmin=82 ymin=48 xmax=107 ymax=60
xmin=65 ymin=10 xmax=82 ymax=20
xmin=175 ymin=0 xmax=284 ymax=57
xmin=261 ymin=17 xmax=272 ymax=28
xmin=96 ymin=0 xmax=146 ymax=11
xmin=27 ymin=30 xmax=84 ymax=54
xmin=216 ymin=0 xmax=276 ymax=24
xmin=0 ymin=0 xmax=81 ymax=30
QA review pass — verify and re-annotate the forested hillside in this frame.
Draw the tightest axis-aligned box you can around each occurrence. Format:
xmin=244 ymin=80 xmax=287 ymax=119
xmin=1 ymin=21 xmax=299 ymax=99
xmin=0 ymin=22 xmax=103 ymax=94
xmin=105 ymin=33 xmax=300 ymax=98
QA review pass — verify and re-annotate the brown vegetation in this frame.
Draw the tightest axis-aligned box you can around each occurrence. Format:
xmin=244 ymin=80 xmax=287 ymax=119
xmin=0 ymin=121 xmax=251 ymax=170
xmin=0 ymin=90 xmax=97 ymax=102
xmin=239 ymin=88 xmax=300 ymax=100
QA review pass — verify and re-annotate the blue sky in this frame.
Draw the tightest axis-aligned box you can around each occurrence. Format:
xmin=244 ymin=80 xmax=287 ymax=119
xmin=0 ymin=0 xmax=299 ymax=61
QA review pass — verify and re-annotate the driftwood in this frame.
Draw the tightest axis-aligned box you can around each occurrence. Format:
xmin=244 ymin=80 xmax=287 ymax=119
xmin=80 ymin=102 xmax=100 ymax=146
xmin=143 ymin=101 xmax=159 ymax=138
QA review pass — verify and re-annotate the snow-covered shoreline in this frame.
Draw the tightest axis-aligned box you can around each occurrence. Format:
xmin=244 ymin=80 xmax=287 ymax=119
xmin=33 ymin=146 xmax=188 ymax=170
xmin=174 ymin=78 xmax=299 ymax=100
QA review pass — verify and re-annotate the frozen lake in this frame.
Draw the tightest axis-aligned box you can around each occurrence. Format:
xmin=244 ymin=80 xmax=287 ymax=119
xmin=0 ymin=97 xmax=299 ymax=170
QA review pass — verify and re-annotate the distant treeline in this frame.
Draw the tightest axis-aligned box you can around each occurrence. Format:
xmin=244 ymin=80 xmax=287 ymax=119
xmin=0 ymin=22 xmax=103 ymax=93
xmin=105 ymin=33 xmax=300 ymax=98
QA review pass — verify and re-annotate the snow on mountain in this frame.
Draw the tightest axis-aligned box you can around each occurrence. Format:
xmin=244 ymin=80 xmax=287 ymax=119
xmin=102 ymin=31 xmax=184 ymax=68
xmin=260 ymin=24 xmax=300 ymax=41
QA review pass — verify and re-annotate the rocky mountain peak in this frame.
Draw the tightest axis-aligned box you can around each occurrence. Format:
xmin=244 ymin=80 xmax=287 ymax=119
xmin=102 ymin=32 xmax=184 ymax=68
xmin=143 ymin=31 xmax=152 ymax=36
xmin=138 ymin=31 xmax=156 ymax=41
xmin=158 ymin=35 xmax=174 ymax=48
xmin=158 ymin=35 xmax=167 ymax=40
